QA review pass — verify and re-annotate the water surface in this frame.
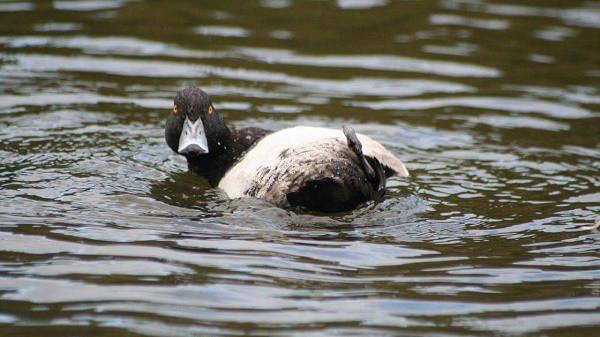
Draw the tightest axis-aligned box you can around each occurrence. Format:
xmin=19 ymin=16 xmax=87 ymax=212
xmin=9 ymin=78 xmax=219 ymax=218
xmin=0 ymin=0 xmax=599 ymax=336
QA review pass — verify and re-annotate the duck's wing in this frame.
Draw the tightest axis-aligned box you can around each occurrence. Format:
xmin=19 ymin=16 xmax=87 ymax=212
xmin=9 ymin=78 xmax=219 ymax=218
xmin=355 ymin=133 xmax=409 ymax=178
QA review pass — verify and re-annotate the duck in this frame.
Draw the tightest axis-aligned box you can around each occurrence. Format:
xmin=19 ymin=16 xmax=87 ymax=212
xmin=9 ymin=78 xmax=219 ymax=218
xmin=165 ymin=87 xmax=409 ymax=212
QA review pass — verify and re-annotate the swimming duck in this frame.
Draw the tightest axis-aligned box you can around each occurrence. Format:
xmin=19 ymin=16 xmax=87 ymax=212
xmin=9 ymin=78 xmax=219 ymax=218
xmin=165 ymin=87 xmax=409 ymax=212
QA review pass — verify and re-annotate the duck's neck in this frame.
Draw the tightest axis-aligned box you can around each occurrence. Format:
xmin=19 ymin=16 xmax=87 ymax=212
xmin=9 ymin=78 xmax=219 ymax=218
xmin=185 ymin=127 xmax=270 ymax=186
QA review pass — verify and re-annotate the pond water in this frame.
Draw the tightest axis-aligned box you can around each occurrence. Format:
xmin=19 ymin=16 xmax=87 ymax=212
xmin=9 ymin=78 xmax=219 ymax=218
xmin=1 ymin=0 xmax=599 ymax=336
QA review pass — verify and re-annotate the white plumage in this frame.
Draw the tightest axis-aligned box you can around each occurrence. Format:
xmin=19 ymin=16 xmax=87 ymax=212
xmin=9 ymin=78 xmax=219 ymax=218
xmin=218 ymin=126 xmax=408 ymax=200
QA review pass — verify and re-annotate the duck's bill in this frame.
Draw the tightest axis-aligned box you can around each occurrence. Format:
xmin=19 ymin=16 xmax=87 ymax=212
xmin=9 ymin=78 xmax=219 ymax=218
xmin=178 ymin=117 xmax=209 ymax=156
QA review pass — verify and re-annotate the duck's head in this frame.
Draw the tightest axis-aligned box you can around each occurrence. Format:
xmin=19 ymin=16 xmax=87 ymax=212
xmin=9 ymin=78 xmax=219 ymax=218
xmin=165 ymin=87 xmax=229 ymax=157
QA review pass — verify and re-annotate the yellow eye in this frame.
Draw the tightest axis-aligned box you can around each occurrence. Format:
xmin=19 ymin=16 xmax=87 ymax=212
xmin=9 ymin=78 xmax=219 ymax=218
xmin=173 ymin=105 xmax=178 ymax=114
xmin=208 ymin=106 xmax=214 ymax=115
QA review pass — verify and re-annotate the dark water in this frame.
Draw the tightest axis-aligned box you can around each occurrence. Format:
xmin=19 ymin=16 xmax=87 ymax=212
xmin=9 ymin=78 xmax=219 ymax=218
xmin=1 ymin=0 xmax=599 ymax=336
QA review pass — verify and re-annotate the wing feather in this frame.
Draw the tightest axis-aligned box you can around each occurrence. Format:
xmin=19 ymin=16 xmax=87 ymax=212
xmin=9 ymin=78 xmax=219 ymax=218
xmin=355 ymin=134 xmax=409 ymax=177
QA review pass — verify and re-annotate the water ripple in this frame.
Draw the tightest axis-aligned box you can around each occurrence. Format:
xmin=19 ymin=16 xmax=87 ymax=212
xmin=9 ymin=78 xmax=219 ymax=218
xmin=1 ymin=0 xmax=599 ymax=336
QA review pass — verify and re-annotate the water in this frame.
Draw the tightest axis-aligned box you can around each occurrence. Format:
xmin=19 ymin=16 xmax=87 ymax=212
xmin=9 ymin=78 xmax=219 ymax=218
xmin=0 ymin=0 xmax=599 ymax=336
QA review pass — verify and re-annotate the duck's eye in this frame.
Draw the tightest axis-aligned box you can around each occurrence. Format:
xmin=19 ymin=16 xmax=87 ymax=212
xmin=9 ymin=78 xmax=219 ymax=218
xmin=173 ymin=105 xmax=178 ymax=114
xmin=208 ymin=106 xmax=213 ymax=115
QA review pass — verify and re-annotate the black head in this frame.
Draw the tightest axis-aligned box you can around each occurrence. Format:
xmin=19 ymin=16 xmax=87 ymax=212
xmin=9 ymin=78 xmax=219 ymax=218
xmin=165 ymin=87 xmax=230 ymax=157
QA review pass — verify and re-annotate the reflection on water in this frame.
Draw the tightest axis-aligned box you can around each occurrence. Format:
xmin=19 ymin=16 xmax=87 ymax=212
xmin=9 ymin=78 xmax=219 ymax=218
xmin=0 ymin=0 xmax=599 ymax=336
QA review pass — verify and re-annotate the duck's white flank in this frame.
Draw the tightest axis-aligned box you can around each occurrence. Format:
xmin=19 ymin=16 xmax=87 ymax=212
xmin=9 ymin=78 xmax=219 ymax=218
xmin=218 ymin=126 xmax=409 ymax=199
